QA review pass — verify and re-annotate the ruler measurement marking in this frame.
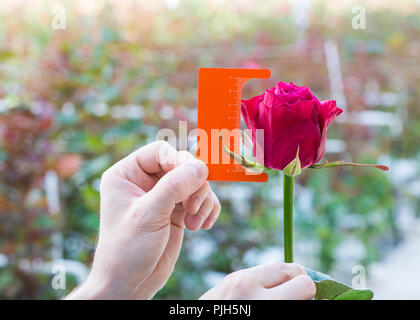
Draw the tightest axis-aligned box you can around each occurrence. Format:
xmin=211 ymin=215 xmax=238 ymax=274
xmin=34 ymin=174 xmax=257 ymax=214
xmin=198 ymin=68 xmax=269 ymax=182
xmin=226 ymin=77 xmax=241 ymax=131
xmin=227 ymin=77 xmax=241 ymax=128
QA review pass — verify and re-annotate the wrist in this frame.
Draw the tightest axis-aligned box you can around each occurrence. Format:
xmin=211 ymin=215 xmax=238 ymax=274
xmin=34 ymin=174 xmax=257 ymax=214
xmin=65 ymin=271 xmax=116 ymax=300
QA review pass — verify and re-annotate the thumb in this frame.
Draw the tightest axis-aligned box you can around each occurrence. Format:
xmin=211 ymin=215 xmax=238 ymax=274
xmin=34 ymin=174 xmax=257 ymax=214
xmin=144 ymin=159 xmax=208 ymax=214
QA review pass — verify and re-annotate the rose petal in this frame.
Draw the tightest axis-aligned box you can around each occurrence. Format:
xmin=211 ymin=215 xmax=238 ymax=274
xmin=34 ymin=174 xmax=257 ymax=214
xmin=289 ymin=100 xmax=320 ymax=130
xmin=314 ymin=100 xmax=343 ymax=163
xmin=256 ymin=106 xmax=322 ymax=170
xmin=241 ymin=94 xmax=263 ymax=124
xmin=242 ymin=82 xmax=342 ymax=171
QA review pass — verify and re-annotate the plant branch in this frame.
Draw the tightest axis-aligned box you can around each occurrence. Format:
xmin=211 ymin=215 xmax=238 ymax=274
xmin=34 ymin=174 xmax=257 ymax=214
xmin=309 ymin=160 xmax=388 ymax=171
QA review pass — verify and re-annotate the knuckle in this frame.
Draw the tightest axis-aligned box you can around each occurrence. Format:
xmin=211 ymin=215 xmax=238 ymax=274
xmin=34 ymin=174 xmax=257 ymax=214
xmin=167 ymin=174 xmax=184 ymax=191
xmin=209 ymin=192 xmax=220 ymax=212
xmin=286 ymin=262 xmax=300 ymax=272
xmin=213 ymin=196 xmax=221 ymax=212
xmin=195 ymin=184 xmax=209 ymax=203
xmin=100 ymin=168 xmax=114 ymax=190
xmin=166 ymin=179 xmax=184 ymax=199
xmin=282 ymin=269 xmax=293 ymax=280
xmin=278 ymin=262 xmax=298 ymax=276
xmin=277 ymin=262 xmax=287 ymax=272
xmin=224 ymin=271 xmax=253 ymax=291
xmin=178 ymin=150 xmax=194 ymax=162
xmin=157 ymin=141 xmax=179 ymax=168
xmin=203 ymin=194 xmax=213 ymax=209
xmin=163 ymin=174 xmax=189 ymax=202
xmin=155 ymin=139 xmax=171 ymax=150
xmin=213 ymin=203 xmax=221 ymax=217
xmin=156 ymin=139 xmax=172 ymax=154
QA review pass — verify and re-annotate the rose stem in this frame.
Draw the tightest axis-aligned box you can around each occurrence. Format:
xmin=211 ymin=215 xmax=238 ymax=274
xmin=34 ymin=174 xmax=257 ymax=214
xmin=283 ymin=174 xmax=294 ymax=263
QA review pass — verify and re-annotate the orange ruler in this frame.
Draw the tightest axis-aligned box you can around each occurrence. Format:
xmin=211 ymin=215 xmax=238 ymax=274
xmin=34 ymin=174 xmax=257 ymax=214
xmin=197 ymin=68 xmax=270 ymax=182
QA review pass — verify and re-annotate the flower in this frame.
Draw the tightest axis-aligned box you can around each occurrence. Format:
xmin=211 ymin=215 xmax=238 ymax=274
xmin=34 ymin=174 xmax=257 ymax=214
xmin=241 ymin=81 xmax=343 ymax=172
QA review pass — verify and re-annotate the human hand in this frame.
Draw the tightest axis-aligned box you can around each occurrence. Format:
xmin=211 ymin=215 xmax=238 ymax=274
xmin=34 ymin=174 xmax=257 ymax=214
xmin=200 ymin=263 xmax=316 ymax=300
xmin=67 ymin=141 xmax=221 ymax=299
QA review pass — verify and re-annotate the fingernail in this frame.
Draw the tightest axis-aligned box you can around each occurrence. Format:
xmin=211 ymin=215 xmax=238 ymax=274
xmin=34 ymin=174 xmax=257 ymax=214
xmin=186 ymin=160 xmax=208 ymax=179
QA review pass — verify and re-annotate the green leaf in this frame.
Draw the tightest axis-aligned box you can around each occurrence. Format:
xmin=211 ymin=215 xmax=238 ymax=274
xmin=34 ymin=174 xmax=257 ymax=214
xmin=306 ymin=268 xmax=374 ymax=300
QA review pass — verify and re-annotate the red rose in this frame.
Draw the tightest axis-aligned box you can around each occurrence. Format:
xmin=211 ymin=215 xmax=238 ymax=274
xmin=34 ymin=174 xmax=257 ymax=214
xmin=241 ymin=82 xmax=343 ymax=171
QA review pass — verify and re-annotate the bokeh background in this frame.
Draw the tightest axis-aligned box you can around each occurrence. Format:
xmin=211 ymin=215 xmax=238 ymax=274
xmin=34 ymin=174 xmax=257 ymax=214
xmin=1 ymin=0 xmax=419 ymax=299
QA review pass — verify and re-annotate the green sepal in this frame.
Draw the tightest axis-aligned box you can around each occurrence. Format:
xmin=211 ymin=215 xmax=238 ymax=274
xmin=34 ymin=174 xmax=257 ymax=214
xmin=220 ymin=136 xmax=271 ymax=172
xmin=282 ymin=147 xmax=301 ymax=177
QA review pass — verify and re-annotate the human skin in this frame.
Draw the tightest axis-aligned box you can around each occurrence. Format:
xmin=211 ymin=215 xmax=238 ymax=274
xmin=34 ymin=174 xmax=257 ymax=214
xmin=200 ymin=262 xmax=315 ymax=300
xmin=66 ymin=141 xmax=315 ymax=300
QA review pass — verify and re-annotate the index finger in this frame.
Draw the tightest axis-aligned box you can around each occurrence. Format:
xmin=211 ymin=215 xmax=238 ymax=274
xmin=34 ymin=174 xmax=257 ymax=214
xmin=247 ymin=262 xmax=306 ymax=288
xmin=110 ymin=141 xmax=185 ymax=191
xmin=127 ymin=140 xmax=181 ymax=174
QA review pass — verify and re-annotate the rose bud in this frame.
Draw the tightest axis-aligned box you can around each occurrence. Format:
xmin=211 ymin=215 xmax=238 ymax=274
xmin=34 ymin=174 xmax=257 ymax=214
xmin=241 ymin=82 xmax=343 ymax=175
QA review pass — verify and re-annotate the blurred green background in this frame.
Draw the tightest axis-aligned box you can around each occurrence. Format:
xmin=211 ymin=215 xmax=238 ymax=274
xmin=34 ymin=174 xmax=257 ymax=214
xmin=1 ymin=0 xmax=419 ymax=299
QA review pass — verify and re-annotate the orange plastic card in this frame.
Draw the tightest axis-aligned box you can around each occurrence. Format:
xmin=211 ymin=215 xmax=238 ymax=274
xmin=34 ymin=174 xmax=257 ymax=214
xmin=197 ymin=68 xmax=270 ymax=182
